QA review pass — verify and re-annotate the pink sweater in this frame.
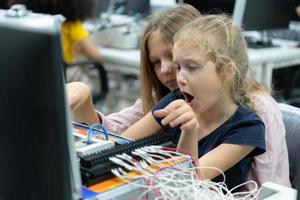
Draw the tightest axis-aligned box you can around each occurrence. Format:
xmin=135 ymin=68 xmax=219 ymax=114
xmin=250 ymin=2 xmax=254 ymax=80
xmin=97 ymin=94 xmax=291 ymax=188
xmin=97 ymin=98 xmax=144 ymax=134
xmin=246 ymin=92 xmax=291 ymax=189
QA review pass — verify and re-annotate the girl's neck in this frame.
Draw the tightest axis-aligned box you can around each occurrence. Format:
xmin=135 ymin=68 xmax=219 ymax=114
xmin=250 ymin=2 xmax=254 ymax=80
xmin=197 ymin=100 xmax=238 ymax=129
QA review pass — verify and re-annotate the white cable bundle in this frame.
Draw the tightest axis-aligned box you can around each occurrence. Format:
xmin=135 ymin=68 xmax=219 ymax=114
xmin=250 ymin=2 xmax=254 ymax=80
xmin=109 ymin=146 xmax=261 ymax=200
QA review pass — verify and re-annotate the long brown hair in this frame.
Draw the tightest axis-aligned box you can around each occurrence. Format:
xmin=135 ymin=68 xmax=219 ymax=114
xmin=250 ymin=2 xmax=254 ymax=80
xmin=140 ymin=4 xmax=201 ymax=113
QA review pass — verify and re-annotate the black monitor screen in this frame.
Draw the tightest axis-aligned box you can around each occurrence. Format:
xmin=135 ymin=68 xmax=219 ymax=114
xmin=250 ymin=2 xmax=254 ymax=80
xmin=0 ymin=8 xmax=81 ymax=200
xmin=95 ymin=0 xmax=110 ymax=15
xmin=126 ymin=0 xmax=150 ymax=16
xmin=183 ymin=0 xmax=235 ymax=15
xmin=233 ymin=0 xmax=294 ymax=31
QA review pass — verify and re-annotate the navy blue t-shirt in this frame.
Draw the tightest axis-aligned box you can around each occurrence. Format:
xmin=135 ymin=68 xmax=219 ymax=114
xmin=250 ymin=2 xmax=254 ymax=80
xmin=151 ymin=89 xmax=266 ymax=189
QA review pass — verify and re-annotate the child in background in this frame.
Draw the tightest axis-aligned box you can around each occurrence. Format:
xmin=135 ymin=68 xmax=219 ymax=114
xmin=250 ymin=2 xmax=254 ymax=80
xmin=122 ymin=15 xmax=266 ymax=189
xmin=59 ymin=0 xmax=101 ymax=91
xmin=16 ymin=0 xmax=101 ymax=64
xmin=22 ymin=0 xmax=101 ymax=90
xmin=59 ymin=0 xmax=101 ymax=64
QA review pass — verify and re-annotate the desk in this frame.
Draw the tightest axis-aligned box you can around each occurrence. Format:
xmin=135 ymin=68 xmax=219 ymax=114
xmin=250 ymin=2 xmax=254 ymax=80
xmin=99 ymin=47 xmax=140 ymax=75
xmin=99 ymin=39 xmax=300 ymax=87
xmin=248 ymin=39 xmax=300 ymax=87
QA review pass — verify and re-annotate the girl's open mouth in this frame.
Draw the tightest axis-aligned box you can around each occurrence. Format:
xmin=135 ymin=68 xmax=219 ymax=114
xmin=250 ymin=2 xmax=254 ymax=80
xmin=181 ymin=91 xmax=194 ymax=104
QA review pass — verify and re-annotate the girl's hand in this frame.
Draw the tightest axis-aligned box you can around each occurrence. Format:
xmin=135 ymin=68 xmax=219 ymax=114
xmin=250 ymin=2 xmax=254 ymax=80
xmin=153 ymin=99 xmax=199 ymax=133
xmin=154 ymin=99 xmax=200 ymax=161
xmin=66 ymin=82 xmax=91 ymax=112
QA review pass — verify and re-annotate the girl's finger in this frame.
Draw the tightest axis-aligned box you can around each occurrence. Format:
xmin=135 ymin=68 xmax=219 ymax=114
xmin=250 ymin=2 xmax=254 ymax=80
xmin=161 ymin=102 xmax=191 ymax=126
xmin=180 ymin=118 xmax=198 ymax=131
xmin=153 ymin=109 xmax=167 ymax=118
xmin=169 ymin=111 xmax=194 ymax=127
xmin=162 ymin=99 xmax=186 ymax=114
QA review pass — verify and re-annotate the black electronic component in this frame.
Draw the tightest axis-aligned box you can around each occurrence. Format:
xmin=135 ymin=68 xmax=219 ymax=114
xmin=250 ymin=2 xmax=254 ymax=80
xmin=80 ymin=133 xmax=173 ymax=186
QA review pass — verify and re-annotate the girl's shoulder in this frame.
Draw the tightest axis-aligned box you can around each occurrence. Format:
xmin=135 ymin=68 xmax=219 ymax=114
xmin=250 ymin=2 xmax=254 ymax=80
xmin=234 ymin=104 xmax=262 ymax=122
xmin=219 ymin=104 xmax=266 ymax=155
xmin=251 ymin=91 xmax=282 ymax=117
xmin=62 ymin=20 xmax=88 ymax=39
xmin=205 ymin=104 xmax=265 ymax=143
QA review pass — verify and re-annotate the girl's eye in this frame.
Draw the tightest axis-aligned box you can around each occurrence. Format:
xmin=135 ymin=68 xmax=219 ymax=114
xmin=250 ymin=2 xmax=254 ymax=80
xmin=174 ymin=63 xmax=180 ymax=70
xmin=186 ymin=62 xmax=202 ymax=71
xmin=187 ymin=65 xmax=197 ymax=71
xmin=151 ymin=60 xmax=161 ymax=67
xmin=167 ymin=53 xmax=173 ymax=60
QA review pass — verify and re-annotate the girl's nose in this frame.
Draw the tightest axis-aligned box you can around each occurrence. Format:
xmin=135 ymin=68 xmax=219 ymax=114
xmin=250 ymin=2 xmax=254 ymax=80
xmin=160 ymin=59 xmax=173 ymax=74
xmin=177 ymin=69 xmax=187 ymax=86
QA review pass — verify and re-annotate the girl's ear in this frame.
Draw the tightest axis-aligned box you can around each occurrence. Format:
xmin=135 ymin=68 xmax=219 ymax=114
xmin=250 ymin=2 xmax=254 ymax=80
xmin=226 ymin=62 xmax=237 ymax=80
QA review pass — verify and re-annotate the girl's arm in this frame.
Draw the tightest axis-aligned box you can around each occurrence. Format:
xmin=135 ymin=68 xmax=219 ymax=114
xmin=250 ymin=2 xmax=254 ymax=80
xmin=198 ymin=144 xmax=254 ymax=179
xmin=66 ymin=82 xmax=99 ymax=125
xmin=67 ymin=78 xmax=160 ymax=138
xmin=153 ymin=99 xmax=256 ymax=180
xmin=74 ymin=37 xmax=101 ymax=61
xmin=67 ymin=82 xmax=145 ymax=134
xmin=177 ymin=120 xmax=254 ymax=180
xmin=121 ymin=111 xmax=162 ymax=140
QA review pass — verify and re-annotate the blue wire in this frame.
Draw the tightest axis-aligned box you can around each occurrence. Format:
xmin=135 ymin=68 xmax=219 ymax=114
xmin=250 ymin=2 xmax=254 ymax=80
xmin=87 ymin=123 xmax=109 ymax=144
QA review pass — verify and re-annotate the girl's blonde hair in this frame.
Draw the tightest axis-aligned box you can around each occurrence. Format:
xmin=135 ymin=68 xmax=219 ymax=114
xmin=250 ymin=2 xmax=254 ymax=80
xmin=140 ymin=4 xmax=201 ymax=113
xmin=174 ymin=14 xmax=255 ymax=109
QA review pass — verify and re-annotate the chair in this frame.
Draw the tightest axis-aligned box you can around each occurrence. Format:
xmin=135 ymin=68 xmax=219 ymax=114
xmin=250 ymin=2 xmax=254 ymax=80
xmin=288 ymin=68 xmax=300 ymax=107
xmin=279 ymin=103 xmax=300 ymax=188
xmin=65 ymin=61 xmax=109 ymax=103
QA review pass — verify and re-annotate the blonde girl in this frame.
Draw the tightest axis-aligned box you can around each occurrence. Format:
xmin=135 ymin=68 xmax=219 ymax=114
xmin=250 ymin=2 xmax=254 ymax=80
xmin=122 ymin=15 xmax=266 ymax=189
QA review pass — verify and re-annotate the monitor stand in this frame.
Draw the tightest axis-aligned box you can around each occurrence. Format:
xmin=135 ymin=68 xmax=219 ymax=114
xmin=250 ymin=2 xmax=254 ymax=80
xmin=246 ymin=30 xmax=278 ymax=49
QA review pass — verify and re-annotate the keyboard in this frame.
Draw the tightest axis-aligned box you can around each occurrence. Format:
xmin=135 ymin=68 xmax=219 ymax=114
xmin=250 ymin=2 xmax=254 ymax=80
xmin=245 ymin=36 xmax=278 ymax=49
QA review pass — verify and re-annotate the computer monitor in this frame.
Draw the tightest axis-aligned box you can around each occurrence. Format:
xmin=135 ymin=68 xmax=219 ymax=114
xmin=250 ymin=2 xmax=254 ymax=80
xmin=0 ymin=6 xmax=81 ymax=200
xmin=96 ymin=0 xmax=150 ymax=17
xmin=126 ymin=0 xmax=150 ymax=16
xmin=232 ymin=0 xmax=293 ymax=31
xmin=182 ymin=0 xmax=235 ymax=15
xmin=232 ymin=0 xmax=294 ymax=48
xmin=95 ymin=0 xmax=110 ymax=16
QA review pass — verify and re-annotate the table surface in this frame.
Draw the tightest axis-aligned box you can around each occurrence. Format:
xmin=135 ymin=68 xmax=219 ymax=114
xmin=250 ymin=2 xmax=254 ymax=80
xmin=99 ymin=38 xmax=300 ymax=86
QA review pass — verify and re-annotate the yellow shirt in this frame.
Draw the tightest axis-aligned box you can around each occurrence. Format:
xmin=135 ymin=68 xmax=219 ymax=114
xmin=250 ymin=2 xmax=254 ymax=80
xmin=61 ymin=21 xmax=89 ymax=64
